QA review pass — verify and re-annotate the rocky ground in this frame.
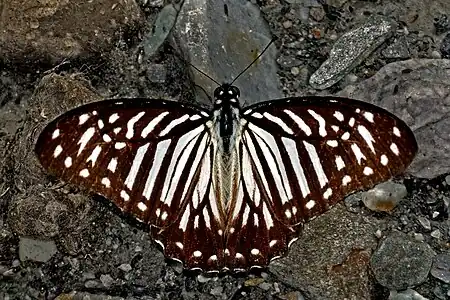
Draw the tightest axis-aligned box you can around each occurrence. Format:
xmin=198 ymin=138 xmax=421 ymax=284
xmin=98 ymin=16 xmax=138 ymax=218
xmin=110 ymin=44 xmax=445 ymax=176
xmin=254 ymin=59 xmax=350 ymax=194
xmin=1 ymin=0 xmax=450 ymax=299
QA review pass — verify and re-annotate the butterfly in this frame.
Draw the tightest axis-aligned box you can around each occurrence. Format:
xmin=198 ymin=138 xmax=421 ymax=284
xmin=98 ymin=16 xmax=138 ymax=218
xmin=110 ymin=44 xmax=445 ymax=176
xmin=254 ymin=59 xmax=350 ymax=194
xmin=35 ymin=76 xmax=417 ymax=274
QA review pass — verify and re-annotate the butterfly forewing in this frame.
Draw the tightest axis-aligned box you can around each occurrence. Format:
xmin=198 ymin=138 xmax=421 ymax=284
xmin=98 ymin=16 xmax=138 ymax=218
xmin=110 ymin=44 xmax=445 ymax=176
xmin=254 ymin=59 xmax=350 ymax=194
xmin=239 ymin=96 xmax=417 ymax=227
xmin=35 ymin=99 xmax=230 ymax=268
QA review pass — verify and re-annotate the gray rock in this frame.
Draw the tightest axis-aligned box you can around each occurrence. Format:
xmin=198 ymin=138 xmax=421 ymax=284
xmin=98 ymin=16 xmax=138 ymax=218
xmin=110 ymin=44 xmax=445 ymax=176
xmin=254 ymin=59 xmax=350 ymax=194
xmin=417 ymin=216 xmax=432 ymax=231
xmin=270 ymin=204 xmax=377 ymax=300
xmin=99 ymin=274 xmax=114 ymax=288
xmin=118 ymin=263 xmax=132 ymax=273
xmin=18 ymin=237 xmax=57 ymax=263
xmin=389 ymin=289 xmax=429 ymax=300
xmin=430 ymin=252 xmax=450 ymax=283
xmin=0 ymin=0 xmax=143 ymax=64
xmin=370 ymin=231 xmax=435 ymax=290
xmin=309 ymin=16 xmax=395 ymax=89
xmin=382 ymin=36 xmax=411 ymax=59
xmin=142 ymin=3 xmax=178 ymax=58
xmin=431 ymin=229 xmax=442 ymax=239
xmin=174 ymin=0 xmax=282 ymax=107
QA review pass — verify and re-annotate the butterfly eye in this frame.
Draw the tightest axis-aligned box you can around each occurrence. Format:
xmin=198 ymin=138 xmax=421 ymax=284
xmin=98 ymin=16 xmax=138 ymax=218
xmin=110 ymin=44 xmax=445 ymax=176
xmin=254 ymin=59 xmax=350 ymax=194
xmin=230 ymin=86 xmax=240 ymax=98
xmin=214 ymin=87 xmax=225 ymax=99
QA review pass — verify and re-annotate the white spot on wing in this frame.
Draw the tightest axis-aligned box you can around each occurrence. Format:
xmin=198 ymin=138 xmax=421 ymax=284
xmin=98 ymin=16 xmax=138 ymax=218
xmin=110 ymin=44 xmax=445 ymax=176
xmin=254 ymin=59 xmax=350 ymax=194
xmin=115 ymin=142 xmax=126 ymax=149
xmin=109 ymin=113 xmax=119 ymax=123
xmin=348 ymin=117 xmax=355 ymax=127
xmin=79 ymin=168 xmax=89 ymax=178
xmin=125 ymin=143 xmax=150 ymax=190
xmin=358 ymin=125 xmax=376 ymax=153
xmin=323 ymin=188 xmax=332 ymax=199
xmin=390 ymin=143 xmax=399 ymax=156
xmin=335 ymin=155 xmax=345 ymax=171
xmin=53 ymin=145 xmax=63 ymax=158
xmin=52 ymin=129 xmax=60 ymax=139
xmin=303 ymin=141 xmax=328 ymax=188
xmin=308 ymin=109 xmax=327 ymax=137
xmin=98 ymin=119 xmax=104 ymax=129
xmin=101 ymin=177 xmax=111 ymax=187
xmin=107 ymin=157 xmax=118 ymax=173
xmin=351 ymin=144 xmax=366 ymax=164
xmin=77 ymin=127 xmax=96 ymax=156
xmin=305 ymin=200 xmax=315 ymax=209
xmin=380 ymin=154 xmax=388 ymax=166
xmin=141 ymin=111 xmax=169 ymax=138
xmin=327 ymin=140 xmax=338 ymax=147
xmin=193 ymin=251 xmax=202 ymax=258
xmin=86 ymin=145 xmax=102 ymax=167
xmin=363 ymin=112 xmax=374 ymax=122
xmin=285 ymin=209 xmax=292 ymax=219
xmin=126 ymin=112 xmax=145 ymax=139
xmin=176 ymin=242 xmax=183 ymax=249
xmin=393 ymin=127 xmax=401 ymax=137
xmin=252 ymin=112 xmax=263 ymax=118
xmin=342 ymin=175 xmax=351 ymax=186
xmin=159 ymin=114 xmax=189 ymax=136
xmin=137 ymin=202 xmax=147 ymax=211
xmin=263 ymin=112 xmax=294 ymax=134
xmin=334 ymin=111 xmax=344 ymax=122
xmin=363 ymin=167 xmax=373 ymax=175
xmin=120 ymin=190 xmax=130 ymax=201
xmin=284 ymin=109 xmax=312 ymax=136
xmin=341 ymin=132 xmax=350 ymax=140
xmin=103 ymin=134 xmax=112 ymax=143
xmin=64 ymin=157 xmax=72 ymax=168
xmin=251 ymin=249 xmax=260 ymax=255
xmin=79 ymin=114 xmax=89 ymax=125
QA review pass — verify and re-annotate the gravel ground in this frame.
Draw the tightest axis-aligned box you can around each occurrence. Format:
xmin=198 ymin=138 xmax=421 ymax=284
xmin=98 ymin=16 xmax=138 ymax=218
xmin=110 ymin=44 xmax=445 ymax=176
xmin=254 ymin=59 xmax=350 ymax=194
xmin=1 ymin=0 xmax=450 ymax=299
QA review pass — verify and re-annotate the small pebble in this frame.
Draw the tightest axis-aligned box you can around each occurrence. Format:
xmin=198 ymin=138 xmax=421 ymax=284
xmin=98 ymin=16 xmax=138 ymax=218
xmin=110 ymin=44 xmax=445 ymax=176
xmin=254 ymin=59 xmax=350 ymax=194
xmin=118 ymin=263 xmax=132 ymax=272
xmin=417 ymin=216 xmax=431 ymax=231
xmin=100 ymin=274 xmax=114 ymax=288
xmin=11 ymin=260 xmax=20 ymax=268
xmin=431 ymin=229 xmax=442 ymax=239
xmin=283 ymin=20 xmax=293 ymax=29
xmin=445 ymin=175 xmax=450 ymax=185
xmin=291 ymin=67 xmax=300 ymax=75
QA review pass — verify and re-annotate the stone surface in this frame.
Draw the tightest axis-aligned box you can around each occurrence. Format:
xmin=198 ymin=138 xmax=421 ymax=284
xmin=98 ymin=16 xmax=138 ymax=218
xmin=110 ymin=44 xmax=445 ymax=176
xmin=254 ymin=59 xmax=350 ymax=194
xmin=309 ymin=16 xmax=395 ymax=89
xmin=430 ymin=252 xmax=450 ymax=284
xmin=0 ymin=0 xmax=144 ymax=64
xmin=270 ymin=204 xmax=378 ymax=300
xmin=19 ymin=237 xmax=57 ymax=263
xmin=370 ymin=231 xmax=435 ymax=290
xmin=173 ymin=0 xmax=282 ymax=107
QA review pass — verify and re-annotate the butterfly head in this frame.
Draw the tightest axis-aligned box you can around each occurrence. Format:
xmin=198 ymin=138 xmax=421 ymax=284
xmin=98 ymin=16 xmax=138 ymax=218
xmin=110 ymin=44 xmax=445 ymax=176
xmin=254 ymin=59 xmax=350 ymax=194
xmin=213 ymin=84 xmax=240 ymax=108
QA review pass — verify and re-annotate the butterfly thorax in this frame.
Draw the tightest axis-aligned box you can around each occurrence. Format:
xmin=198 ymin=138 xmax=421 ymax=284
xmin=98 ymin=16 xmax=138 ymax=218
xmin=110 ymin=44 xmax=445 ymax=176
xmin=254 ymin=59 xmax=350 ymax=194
xmin=211 ymin=84 xmax=243 ymax=212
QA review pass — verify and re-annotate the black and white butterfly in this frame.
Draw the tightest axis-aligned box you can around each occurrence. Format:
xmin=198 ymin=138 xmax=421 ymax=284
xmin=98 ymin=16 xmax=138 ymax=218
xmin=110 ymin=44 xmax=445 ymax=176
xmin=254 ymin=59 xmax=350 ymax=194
xmin=35 ymin=80 xmax=417 ymax=274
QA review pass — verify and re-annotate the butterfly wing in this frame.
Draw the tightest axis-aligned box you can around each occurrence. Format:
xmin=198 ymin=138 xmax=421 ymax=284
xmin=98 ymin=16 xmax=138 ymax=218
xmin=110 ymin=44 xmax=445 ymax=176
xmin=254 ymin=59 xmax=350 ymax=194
xmin=35 ymin=98 xmax=225 ymax=271
xmin=223 ymin=96 xmax=417 ymax=269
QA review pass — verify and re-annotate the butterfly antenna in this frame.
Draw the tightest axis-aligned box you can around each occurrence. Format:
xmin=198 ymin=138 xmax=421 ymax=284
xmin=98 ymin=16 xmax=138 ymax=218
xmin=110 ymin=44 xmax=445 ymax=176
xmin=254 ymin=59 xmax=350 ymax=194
xmin=230 ymin=38 xmax=276 ymax=85
xmin=189 ymin=63 xmax=221 ymax=86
